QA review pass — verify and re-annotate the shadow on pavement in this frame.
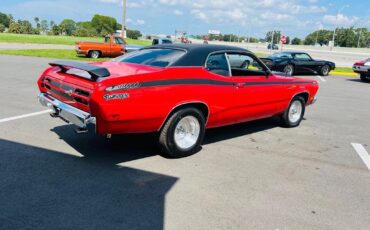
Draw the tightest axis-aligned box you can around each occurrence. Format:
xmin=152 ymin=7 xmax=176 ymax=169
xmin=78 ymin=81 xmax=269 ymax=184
xmin=346 ymin=78 xmax=369 ymax=83
xmin=0 ymin=138 xmax=177 ymax=230
xmin=204 ymin=117 xmax=280 ymax=145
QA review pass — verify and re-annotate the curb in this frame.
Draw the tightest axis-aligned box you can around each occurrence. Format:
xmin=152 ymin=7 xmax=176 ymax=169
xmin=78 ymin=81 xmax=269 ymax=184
xmin=331 ymin=71 xmax=358 ymax=77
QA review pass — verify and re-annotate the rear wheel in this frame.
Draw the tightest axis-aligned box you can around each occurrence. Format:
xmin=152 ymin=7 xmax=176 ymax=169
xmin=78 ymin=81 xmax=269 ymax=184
xmin=89 ymin=50 xmax=100 ymax=59
xmin=159 ymin=108 xmax=205 ymax=158
xmin=281 ymin=96 xmax=305 ymax=127
xmin=319 ymin=65 xmax=330 ymax=76
xmin=284 ymin=64 xmax=294 ymax=76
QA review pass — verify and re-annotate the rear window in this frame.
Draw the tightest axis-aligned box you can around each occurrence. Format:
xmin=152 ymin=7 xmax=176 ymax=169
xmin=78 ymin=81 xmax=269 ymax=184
xmin=113 ymin=48 xmax=186 ymax=67
xmin=270 ymin=53 xmax=293 ymax=59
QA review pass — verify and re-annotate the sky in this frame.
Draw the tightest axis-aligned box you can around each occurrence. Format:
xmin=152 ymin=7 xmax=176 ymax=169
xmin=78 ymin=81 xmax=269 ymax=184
xmin=1 ymin=0 xmax=369 ymax=38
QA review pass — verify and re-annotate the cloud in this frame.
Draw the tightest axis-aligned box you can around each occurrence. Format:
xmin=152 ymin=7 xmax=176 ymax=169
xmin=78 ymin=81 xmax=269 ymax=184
xmin=323 ymin=14 xmax=358 ymax=27
xmin=173 ymin=9 xmax=183 ymax=15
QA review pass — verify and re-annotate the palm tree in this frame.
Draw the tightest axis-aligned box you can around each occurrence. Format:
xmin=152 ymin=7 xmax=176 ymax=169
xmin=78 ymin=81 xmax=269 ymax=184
xmin=34 ymin=17 xmax=40 ymax=31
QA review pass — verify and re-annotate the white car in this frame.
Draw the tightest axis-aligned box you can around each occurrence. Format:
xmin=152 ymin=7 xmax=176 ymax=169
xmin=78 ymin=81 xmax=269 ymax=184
xmin=353 ymin=58 xmax=370 ymax=82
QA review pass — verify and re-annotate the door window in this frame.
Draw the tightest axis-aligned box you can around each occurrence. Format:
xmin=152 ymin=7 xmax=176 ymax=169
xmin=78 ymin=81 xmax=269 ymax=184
xmin=205 ymin=53 xmax=230 ymax=76
xmin=294 ymin=53 xmax=311 ymax=60
xmin=226 ymin=53 xmax=265 ymax=76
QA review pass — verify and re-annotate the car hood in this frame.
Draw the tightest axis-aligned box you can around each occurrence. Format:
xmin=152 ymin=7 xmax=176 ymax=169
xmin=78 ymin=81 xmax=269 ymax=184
xmin=91 ymin=61 xmax=163 ymax=78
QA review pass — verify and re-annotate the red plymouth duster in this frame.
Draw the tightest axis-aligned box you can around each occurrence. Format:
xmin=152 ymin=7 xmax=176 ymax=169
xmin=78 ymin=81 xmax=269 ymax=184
xmin=37 ymin=44 xmax=319 ymax=158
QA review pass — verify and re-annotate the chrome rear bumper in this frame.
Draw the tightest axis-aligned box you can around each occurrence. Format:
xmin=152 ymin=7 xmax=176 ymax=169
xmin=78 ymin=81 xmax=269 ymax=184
xmin=38 ymin=93 xmax=95 ymax=129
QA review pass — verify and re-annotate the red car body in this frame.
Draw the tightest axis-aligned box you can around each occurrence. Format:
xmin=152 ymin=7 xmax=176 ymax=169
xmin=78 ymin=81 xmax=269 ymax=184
xmin=37 ymin=44 xmax=319 ymax=156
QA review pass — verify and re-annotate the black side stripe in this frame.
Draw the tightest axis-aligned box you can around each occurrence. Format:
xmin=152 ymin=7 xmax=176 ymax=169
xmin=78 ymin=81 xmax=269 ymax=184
xmin=140 ymin=79 xmax=234 ymax=87
xmin=139 ymin=78 xmax=314 ymax=88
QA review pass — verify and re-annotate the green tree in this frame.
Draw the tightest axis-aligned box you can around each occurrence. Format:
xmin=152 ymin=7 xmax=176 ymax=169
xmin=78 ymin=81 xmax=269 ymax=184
xmin=0 ymin=12 xmax=10 ymax=28
xmin=91 ymin=14 xmax=118 ymax=36
xmin=50 ymin=25 xmax=60 ymax=35
xmin=34 ymin=17 xmax=40 ymax=31
xmin=8 ymin=22 xmax=21 ymax=33
xmin=126 ymin=29 xmax=142 ymax=39
xmin=40 ymin=19 xmax=48 ymax=34
xmin=74 ymin=21 xmax=98 ymax=37
xmin=304 ymin=29 xmax=333 ymax=46
xmin=265 ymin=31 xmax=281 ymax=44
xmin=285 ymin=36 xmax=290 ymax=44
xmin=0 ymin=23 xmax=5 ymax=32
xmin=291 ymin=37 xmax=302 ymax=45
xmin=59 ymin=19 xmax=76 ymax=36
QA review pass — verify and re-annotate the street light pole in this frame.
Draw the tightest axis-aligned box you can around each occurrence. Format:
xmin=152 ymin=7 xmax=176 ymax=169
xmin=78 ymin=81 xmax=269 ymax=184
xmin=331 ymin=5 xmax=349 ymax=50
xmin=122 ymin=0 xmax=127 ymax=38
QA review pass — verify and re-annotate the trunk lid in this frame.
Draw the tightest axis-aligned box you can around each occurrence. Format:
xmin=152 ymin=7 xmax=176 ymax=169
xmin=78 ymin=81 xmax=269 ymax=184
xmin=41 ymin=61 xmax=162 ymax=112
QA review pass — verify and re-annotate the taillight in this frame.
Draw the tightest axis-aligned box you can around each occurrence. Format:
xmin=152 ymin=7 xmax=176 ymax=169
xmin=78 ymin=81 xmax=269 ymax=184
xmin=354 ymin=61 xmax=365 ymax=66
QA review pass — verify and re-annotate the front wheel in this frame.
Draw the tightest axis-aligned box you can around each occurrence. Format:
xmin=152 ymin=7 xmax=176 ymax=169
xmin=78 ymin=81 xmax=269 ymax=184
xmin=281 ymin=96 xmax=305 ymax=127
xmin=319 ymin=65 xmax=330 ymax=76
xmin=159 ymin=108 xmax=205 ymax=158
xmin=360 ymin=73 xmax=370 ymax=82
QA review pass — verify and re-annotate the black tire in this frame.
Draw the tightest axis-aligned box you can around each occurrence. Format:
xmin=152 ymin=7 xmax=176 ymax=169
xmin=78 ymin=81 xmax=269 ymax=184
xmin=360 ymin=73 xmax=370 ymax=82
xmin=281 ymin=96 xmax=306 ymax=128
xmin=284 ymin=64 xmax=294 ymax=76
xmin=89 ymin=50 xmax=100 ymax=59
xmin=159 ymin=108 xmax=205 ymax=158
xmin=319 ymin=65 xmax=330 ymax=76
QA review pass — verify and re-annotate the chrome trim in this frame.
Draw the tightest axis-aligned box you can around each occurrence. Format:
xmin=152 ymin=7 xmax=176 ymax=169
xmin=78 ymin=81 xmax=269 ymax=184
xmin=311 ymin=96 xmax=318 ymax=105
xmin=38 ymin=93 xmax=95 ymax=129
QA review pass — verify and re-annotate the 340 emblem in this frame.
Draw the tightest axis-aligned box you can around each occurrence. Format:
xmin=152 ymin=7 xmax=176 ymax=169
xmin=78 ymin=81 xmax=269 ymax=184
xmin=103 ymin=93 xmax=130 ymax=100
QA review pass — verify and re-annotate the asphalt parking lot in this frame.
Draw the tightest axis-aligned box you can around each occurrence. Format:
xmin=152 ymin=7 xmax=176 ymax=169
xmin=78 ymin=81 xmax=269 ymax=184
xmin=0 ymin=55 xmax=369 ymax=230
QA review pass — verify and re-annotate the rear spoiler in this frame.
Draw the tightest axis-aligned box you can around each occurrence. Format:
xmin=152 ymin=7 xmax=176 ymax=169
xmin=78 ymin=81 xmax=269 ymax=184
xmin=49 ymin=60 xmax=110 ymax=80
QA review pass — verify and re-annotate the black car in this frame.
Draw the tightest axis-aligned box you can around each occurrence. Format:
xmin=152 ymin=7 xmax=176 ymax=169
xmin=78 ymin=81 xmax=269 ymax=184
xmin=262 ymin=52 xmax=335 ymax=76
xmin=267 ymin=44 xmax=279 ymax=50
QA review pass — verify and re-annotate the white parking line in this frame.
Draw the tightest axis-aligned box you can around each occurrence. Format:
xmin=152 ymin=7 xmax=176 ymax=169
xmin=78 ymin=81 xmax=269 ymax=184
xmin=0 ymin=110 xmax=52 ymax=123
xmin=317 ymin=76 xmax=327 ymax=82
xmin=351 ymin=143 xmax=370 ymax=171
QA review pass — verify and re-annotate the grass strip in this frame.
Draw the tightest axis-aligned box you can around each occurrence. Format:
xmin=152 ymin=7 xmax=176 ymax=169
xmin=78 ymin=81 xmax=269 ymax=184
xmin=0 ymin=49 xmax=111 ymax=61
xmin=0 ymin=33 xmax=151 ymax=46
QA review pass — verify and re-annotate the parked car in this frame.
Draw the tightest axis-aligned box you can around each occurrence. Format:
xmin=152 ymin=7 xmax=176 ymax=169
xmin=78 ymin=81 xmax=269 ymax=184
xmin=267 ymin=44 xmax=279 ymax=50
xmin=152 ymin=38 xmax=173 ymax=45
xmin=37 ymin=44 xmax=319 ymax=158
xmin=262 ymin=52 xmax=335 ymax=76
xmin=75 ymin=36 xmax=126 ymax=58
xmin=353 ymin=58 xmax=370 ymax=82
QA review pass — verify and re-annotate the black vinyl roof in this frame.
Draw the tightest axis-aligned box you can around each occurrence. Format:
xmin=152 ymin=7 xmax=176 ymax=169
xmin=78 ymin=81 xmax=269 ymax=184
xmin=143 ymin=44 xmax=251 ymax=67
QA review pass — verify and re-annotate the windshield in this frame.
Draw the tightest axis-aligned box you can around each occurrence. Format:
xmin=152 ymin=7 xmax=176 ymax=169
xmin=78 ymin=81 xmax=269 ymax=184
xmin=112 ymin=48 xmax=186 ymax=68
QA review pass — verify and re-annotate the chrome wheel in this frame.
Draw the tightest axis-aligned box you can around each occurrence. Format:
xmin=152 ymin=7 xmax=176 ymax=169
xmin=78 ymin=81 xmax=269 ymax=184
xmin=321 ymin=65 xmax=329 ymax=76
xmin=284 ymin=65 xmax=294 ymax=76
xmin=90 ymin=51 xmax=100 ymax=59
xmin=174 ymin=116 xmax=200 ymax=150
xmin=288 ymin=101 xmax=303 ymax=123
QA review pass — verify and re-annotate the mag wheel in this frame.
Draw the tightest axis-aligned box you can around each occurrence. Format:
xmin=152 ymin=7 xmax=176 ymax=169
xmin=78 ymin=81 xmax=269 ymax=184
xmin=281 ymin=96 xmax=305 ymax=127
xmin=89 ymin=50 xmax=100 ymax=59
xmin=159 ymin=108 xmax=205 ymax=158
xmin=284 ymin=64 xmax=294 ymax=76
xmin=320 ymin=65 xmax=330 ymax=76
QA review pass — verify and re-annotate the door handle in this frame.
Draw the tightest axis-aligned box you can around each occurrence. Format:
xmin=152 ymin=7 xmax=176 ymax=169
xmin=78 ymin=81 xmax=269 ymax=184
xmin=234 ymin=82 xmax=245 ymax=88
